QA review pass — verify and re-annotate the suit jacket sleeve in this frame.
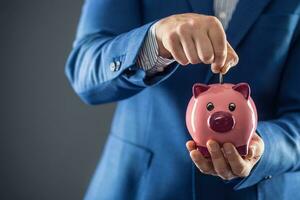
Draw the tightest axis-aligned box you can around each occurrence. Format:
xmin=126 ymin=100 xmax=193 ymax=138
xmin=233 ymin=24 xmax=300 ymax=190
xmin=65 ymin=0 xmax=179 ymax=105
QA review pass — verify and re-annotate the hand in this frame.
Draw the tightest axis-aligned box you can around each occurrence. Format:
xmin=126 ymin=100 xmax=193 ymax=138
xmin=186 ymin=132 xmax=264 ymax=180
xmin=155 ymin=13 xmax=239 ymax=74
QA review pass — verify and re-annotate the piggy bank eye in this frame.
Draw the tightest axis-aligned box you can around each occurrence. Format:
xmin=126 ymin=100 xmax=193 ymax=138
xmin=206 ymin=102 xmax=214 ymax=111
xmin=228 ymin=103 xmax=236 ymax=112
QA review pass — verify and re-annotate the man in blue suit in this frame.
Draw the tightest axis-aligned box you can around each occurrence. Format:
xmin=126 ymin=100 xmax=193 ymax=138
xmin=65 ymin=0 xmax=300 ymax=199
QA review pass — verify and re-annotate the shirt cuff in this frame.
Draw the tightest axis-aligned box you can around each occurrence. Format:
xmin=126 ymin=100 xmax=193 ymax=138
xmin=136 ymin=22 xmax=175 ymax=76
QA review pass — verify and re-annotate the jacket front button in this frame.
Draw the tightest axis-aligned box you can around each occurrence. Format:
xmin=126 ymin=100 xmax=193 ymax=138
xmin=110 ymin=61 xmax=117 ymax=71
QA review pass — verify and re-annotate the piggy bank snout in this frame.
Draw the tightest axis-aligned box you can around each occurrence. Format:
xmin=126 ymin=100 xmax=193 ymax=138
xmin=209 ymin=111 xmax=234 ymax=133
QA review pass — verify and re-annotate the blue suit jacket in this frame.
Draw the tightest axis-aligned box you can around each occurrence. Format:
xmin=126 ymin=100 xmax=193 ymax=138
xmin=65 ymin=0 xmax=300 ymax=199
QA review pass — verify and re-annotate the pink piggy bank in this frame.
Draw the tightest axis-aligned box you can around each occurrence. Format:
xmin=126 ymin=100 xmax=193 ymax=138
xmin=186 ymin=83 xmax=257 ymax=157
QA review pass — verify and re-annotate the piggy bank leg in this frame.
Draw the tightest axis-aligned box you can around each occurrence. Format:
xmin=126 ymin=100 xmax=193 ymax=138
xmin=197 ymin=146 xmax=211 ymax=158
xmin=236 ymin=145 xmax=248 ymax=156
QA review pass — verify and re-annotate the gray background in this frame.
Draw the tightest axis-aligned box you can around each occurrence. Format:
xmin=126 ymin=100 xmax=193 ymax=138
xmin=0 ymin=0 xmax=114 ymax=199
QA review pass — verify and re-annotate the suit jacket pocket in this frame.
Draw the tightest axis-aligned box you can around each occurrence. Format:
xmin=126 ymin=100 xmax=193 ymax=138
xmin=84 ymin=134 xmax=153 ymax=200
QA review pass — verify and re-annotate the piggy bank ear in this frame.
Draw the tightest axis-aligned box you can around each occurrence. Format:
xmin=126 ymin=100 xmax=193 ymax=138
xmin=232 ymin=83 xmax=251 ymax=99
xmin=193 ymin=83 xmax=210 ymax=98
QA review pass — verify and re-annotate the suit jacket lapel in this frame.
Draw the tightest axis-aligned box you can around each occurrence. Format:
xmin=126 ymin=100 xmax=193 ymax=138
xmin=226 ymin=0 xmax=273 ymax=48
xmin=187 ymin=0 xmax=272 ymax=84
xmin=187 ymin=0 xmax=214 ymax=15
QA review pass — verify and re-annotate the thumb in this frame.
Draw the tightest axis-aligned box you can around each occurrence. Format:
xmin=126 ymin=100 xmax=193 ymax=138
xmin=220 ymin=42 xmax=239 ymax=74
xmin=245 ymin=144 xmax=257 ymax=160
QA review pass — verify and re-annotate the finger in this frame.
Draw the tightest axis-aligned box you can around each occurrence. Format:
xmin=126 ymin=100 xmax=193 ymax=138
xmin=203 ymin=160 xmax=219 ymax=177
xmin=190 ymin=149 xmax=214 ymax=174
xmin=245 ymin=144 xmax=256 ymax=160
xmin=208 ymin=19 xmax=227 ymax=70
xmin=163 ymin=34 xmax=189 ymax=65
xmin=211 ymin=63 xmax=221 ymax=74
xmin=180 ymin=33 xmax=201 ymax=64
xmin=223 ymin=143 xmax=250 ymax=177
xmin=207 ymin=140 xmax=235 ymax=180
xmin=193 ymin=32 xmax=214 ymax=64
xmin=250 ymin=132 xmax=264 ymax=151
xmin=186 ymin=140 xmax=196 ymax=152
xmin=247 ymin=133 xmax=264 ymax=160
xmin=220 ymin=42 xmax=239 ymax=74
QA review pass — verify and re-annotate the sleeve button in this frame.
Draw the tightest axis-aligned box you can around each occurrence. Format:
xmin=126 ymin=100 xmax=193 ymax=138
xmin=110 ymin=61 xmax=117 ymax=71
xmin=116 ymin=60 xmax=121 ymax=67
xmin=264 ymin=175 xmax=272 ymax=180
xmin=115 ymin=61 xmax=121 ymax=71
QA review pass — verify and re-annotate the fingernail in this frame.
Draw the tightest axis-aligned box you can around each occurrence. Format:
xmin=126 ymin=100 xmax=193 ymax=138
xmin=225 ymin=61 xmax=234 ymax=70
xmin=208 ymin=141 xmax=218 ymax=152
xmin=231 ymin=58 xmax=237 ymax=65
xmin=190 ymin=150 xmax=200 ymax=162
xmin=224 ymin=144 xmax=232 ymax=154
xmin=251 ymin=145 xmax=256 ymax=156
xmin=227 ymin=62 xmax=233 ymax=68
